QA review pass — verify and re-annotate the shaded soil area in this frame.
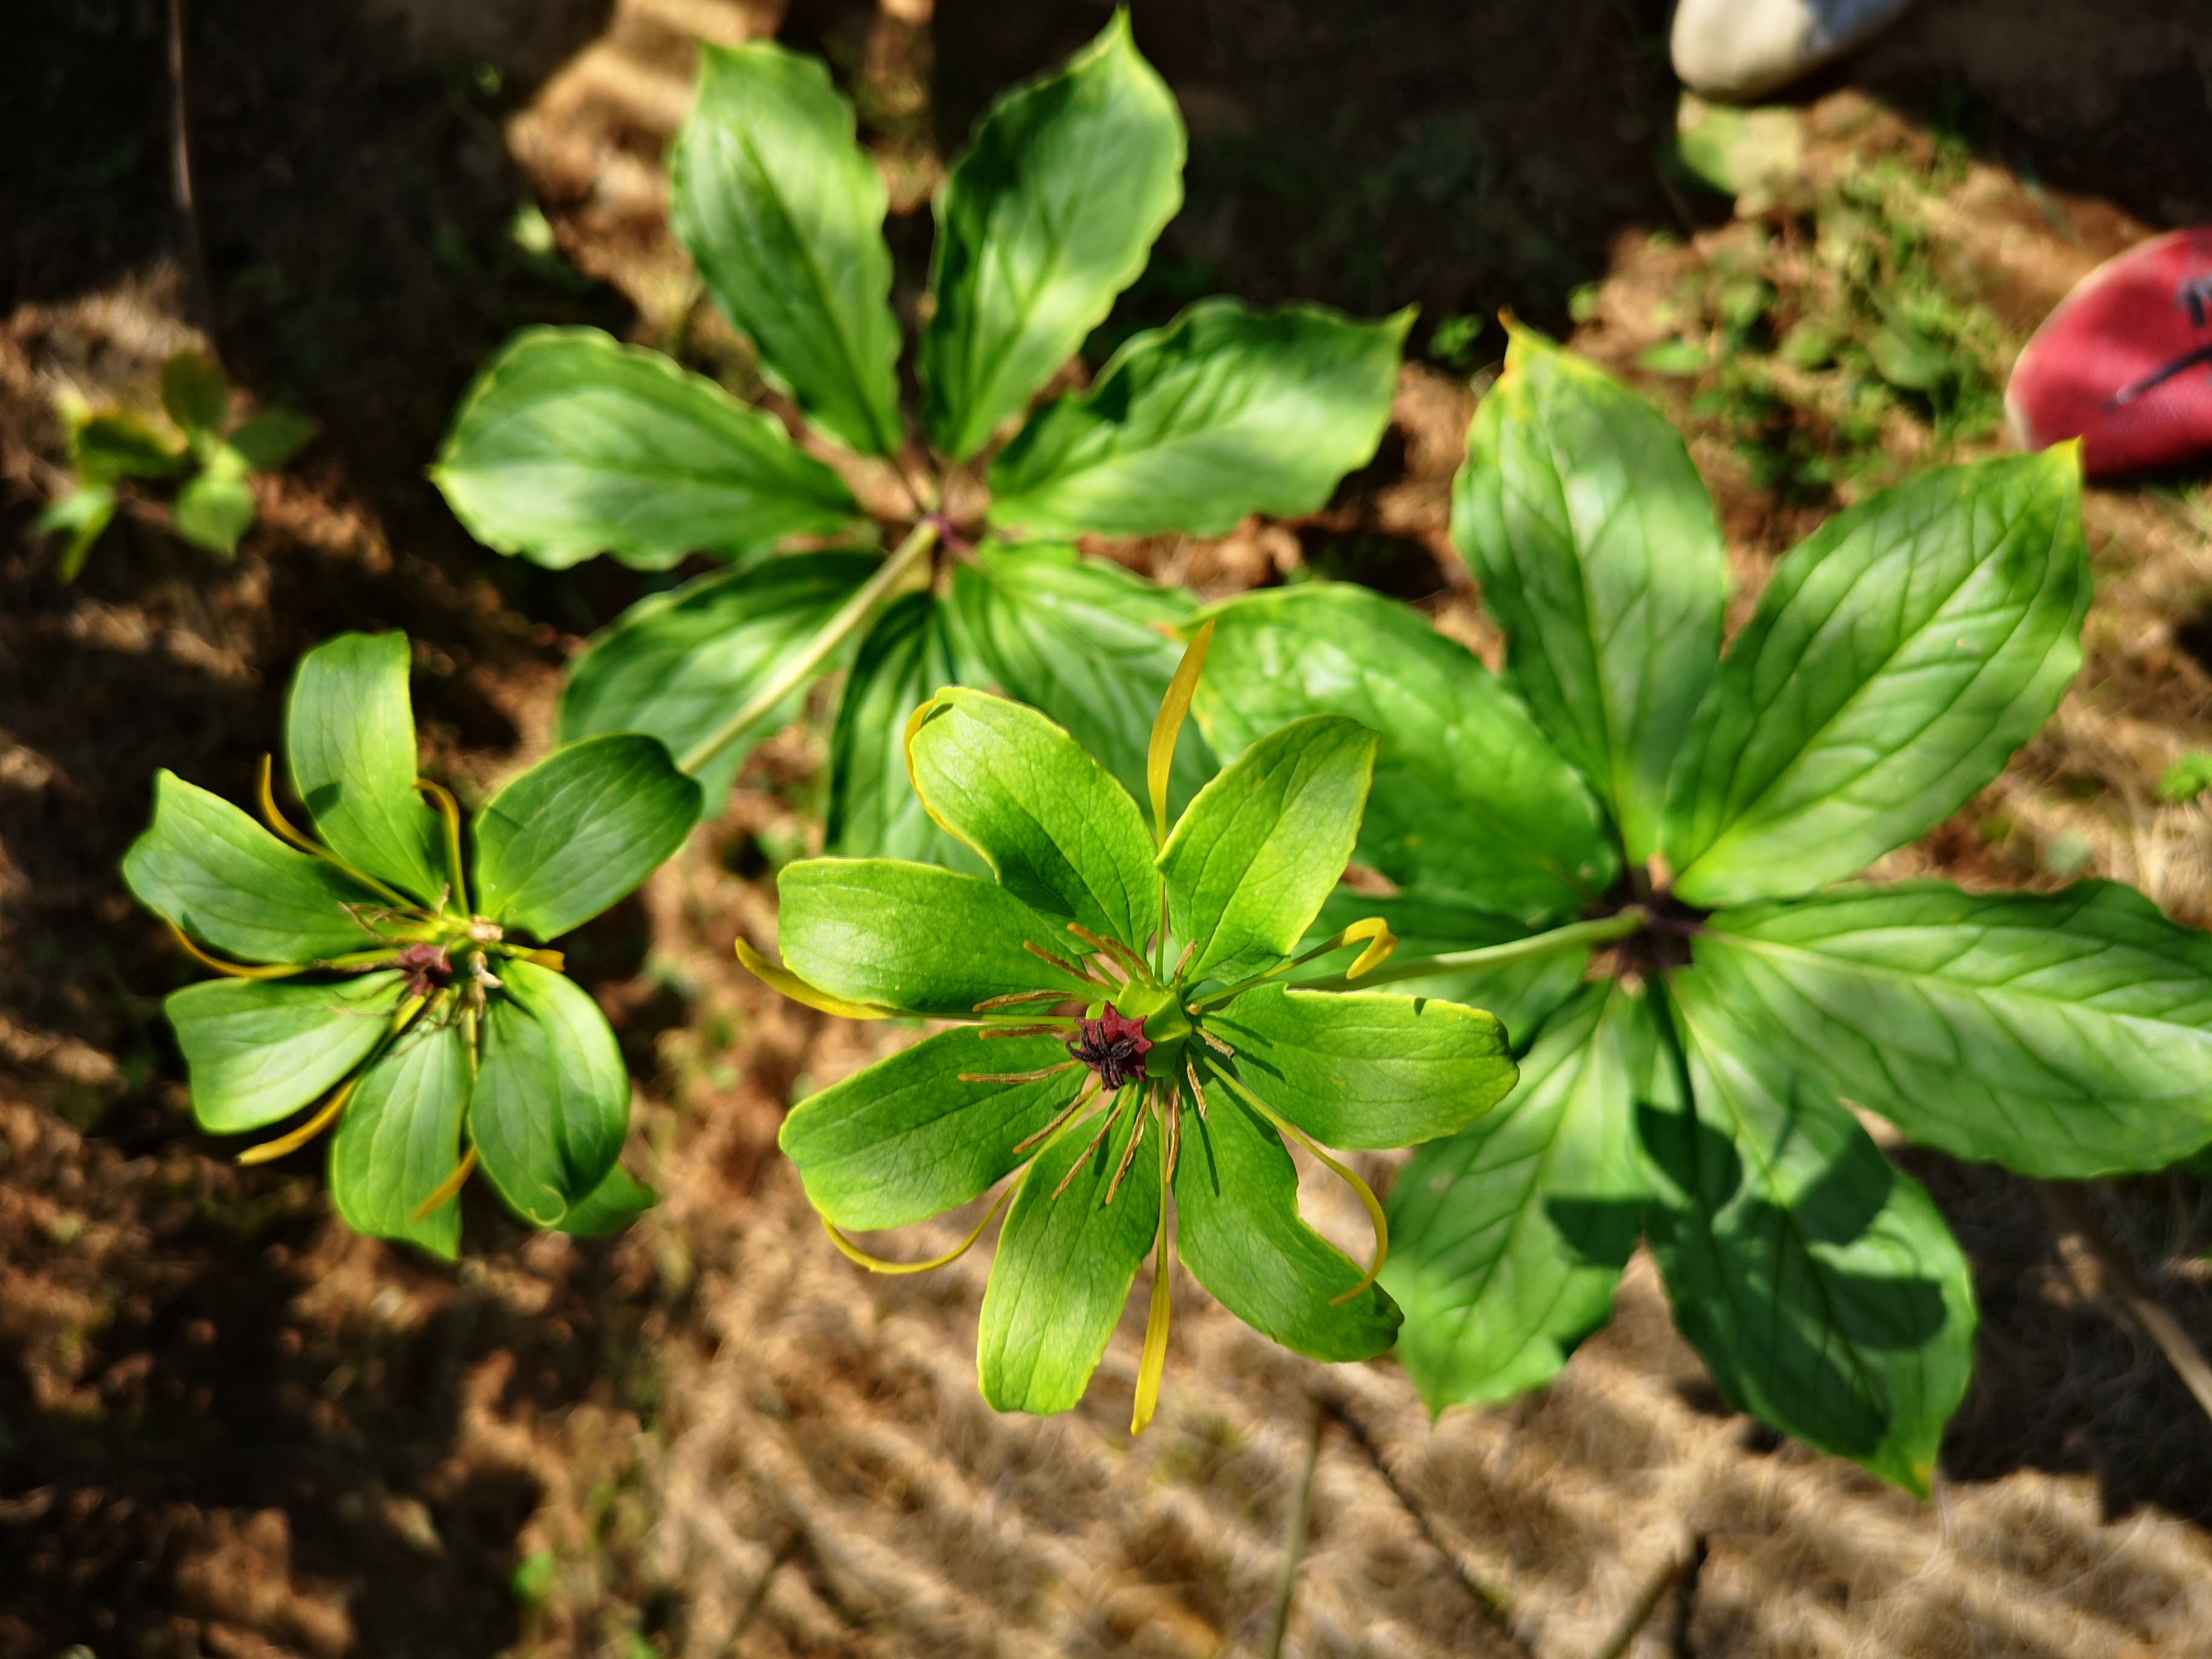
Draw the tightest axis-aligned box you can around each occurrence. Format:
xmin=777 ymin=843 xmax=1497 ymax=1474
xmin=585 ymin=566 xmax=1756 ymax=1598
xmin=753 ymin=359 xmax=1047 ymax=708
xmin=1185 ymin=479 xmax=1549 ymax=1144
xmin=4 ymin=0 xmax=2212 ymax=1654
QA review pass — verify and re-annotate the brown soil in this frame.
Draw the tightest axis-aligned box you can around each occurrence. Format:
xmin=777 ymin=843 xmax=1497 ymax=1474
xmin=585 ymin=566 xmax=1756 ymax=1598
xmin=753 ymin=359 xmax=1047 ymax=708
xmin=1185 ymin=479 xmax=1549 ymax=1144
xmin=5 ymin=1 xmax=2212 ymax=1655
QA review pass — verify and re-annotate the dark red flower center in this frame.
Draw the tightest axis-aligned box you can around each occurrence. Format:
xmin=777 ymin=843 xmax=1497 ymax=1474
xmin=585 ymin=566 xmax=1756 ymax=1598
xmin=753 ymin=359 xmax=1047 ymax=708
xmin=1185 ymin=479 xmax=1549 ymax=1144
xmin=1067 ymin=1011 xmax=1151 ymax=1089
xmin=395 ymin=942 xmax=454 ymax=999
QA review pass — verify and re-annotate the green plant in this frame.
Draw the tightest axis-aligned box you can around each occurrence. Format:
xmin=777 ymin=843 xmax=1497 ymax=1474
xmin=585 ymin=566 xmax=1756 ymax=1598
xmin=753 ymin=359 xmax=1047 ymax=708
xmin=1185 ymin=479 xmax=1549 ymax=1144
xmin=121 ymin=632 xmax=697 ymax=1256
xmin=2158 ymin=752 xmax=2212 ymax=804
xmin=1182 ymin=326 xmax=2212 ymax=1490
xmin=430 ymin=12 xmax=1407 ymax=843
xmin=35 ymin=349 xmax=316 ymax=577
xmin=746 ymin=626 xmax=1515 ymax=1428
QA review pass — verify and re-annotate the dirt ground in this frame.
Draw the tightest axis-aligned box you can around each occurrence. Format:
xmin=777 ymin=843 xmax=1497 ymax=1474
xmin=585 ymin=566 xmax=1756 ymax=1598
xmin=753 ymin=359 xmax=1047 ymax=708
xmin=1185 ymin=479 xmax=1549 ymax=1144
xmin=6 ymin=0 xmax=2212 ymax=1654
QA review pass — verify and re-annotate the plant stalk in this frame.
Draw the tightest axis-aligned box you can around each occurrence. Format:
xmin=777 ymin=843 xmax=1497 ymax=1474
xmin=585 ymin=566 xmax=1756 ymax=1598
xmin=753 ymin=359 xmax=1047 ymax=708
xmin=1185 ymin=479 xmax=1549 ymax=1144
xmin=1264 ymin=1402 xmax=1325 ymax=1659
xmin=1295 ymin=907 xmax=1646 ymax=993
xmin=679 ymin=518 xmax=939 ymax=774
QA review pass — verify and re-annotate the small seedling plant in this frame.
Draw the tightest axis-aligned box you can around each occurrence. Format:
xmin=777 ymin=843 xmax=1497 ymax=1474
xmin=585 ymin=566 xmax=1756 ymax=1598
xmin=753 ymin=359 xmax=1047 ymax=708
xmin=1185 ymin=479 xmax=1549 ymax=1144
xmin=37 ymin=349 xmax=316 ymax=578
xmin=122 ymin=632 xmax=699 ymax=1256
xmin=1184 ymin=327 xmax=2212 ymax=1490
xmin=431 ymin=12 xmax=1407 ymax=845
xmin=743 ymin=625 xmax=1517 ymax=1428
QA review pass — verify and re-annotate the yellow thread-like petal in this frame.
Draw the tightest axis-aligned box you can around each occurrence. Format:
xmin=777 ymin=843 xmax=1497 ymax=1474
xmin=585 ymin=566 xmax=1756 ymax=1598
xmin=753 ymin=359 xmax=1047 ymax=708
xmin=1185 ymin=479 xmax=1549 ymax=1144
xmin=1132 ymin=1188 xmax=1173 ymax=1435
xmin=518 ymin=948 xmax=565 ymax=970
xmin=259 ymin=756 xmax=410 ymax=906
xmin=1147 ymin=618 xmax=1215 ymax=842
xmin=1342 ymin=916 xmax=1398 ymax=979
xmin=822 ymin=1182 xmax=1016 ymax=1275
xmin=236 ymin=1075 xmax=357 ymax=1165
xmin=411 ymin=1144 xmax=478 ymax=1222
xmin=411 ymin=778 xmax=469 ymax=913
xmin=1205 ymin=1061 xmax=1389 ymax=1304
xmin=256 ymin=754 xmax=325 ymax=857
xmin=167 ymin=920 xmax=306 ymax=979
xmin=734 ymin=937 xmax=892 ymax=1019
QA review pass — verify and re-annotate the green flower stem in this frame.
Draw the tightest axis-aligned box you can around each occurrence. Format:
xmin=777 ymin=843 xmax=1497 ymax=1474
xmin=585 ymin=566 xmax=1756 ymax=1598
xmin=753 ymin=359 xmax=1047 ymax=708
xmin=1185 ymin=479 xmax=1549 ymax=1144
xmin=1295 ymin=908 xmax=1647 ymax=993
xmin=678 ymin=517 xmax=940 ymax=775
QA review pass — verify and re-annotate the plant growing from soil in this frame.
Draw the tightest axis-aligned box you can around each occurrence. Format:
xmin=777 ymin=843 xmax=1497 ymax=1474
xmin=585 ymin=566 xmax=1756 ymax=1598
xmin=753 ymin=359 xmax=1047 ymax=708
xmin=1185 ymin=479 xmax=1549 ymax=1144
xmin=430 ymin=12 xmax=1406 ymax=846
xmin=36 ymin=349 xmax=316 ymax=578
xmin=745 ymin=625 xmax=1517 ymax=1429
xmin=121 ymin=631 xmax=698 ymax=1257
xmin=1184 ymin=326 xmax=2212 ymax=1491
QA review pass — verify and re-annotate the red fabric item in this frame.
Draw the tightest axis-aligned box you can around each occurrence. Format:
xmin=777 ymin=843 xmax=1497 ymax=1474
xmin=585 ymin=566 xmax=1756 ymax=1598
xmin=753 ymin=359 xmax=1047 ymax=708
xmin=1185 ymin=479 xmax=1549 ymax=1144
xmin=2007 ymin=228 xmax=2212 ymax=480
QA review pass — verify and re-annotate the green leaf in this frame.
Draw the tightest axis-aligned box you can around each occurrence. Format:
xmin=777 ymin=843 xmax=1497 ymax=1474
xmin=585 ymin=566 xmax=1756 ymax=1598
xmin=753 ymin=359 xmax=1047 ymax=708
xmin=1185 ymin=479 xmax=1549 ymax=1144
xmin=1643 ymin=976 xmax=1977 ymax=1493
xmin=471 ymin=962 xmax=630 ymax=1226
xmin=1667 ymin=449 xmax=2089 ymax=908
xmin=1176 ymin=1087 xmax=1400 ymax=1361
xmin=951 ymin=543 xmax=1213 ymax=814
xmin=780 ymin=1030 xmax=1078 ymax=1230
xmin=160 ymin=350 xmax=229 ymax=434
xmin=285 ymin=631 xmax=444 ymax=902
xmin=905 ymin=686 xmax=1159 ymax=947
xmin=1451 ymin=326 xmax=1727 ymax=862
xmin=330 ymin=1019 xmax=472 ymax=1260
xmin=1159 ymin=716 xmax=1376 ymax=979
xmin=228 ymin=409 xmax=318 ymax=472
xmin=35 ymin=486 xmax=116 ymax=581
xmin=987 ymin=298 xmax=1410 ymax=537
xmin=471 ymin=734 xmax=702 ymax=940
xmin=1383 ymin=985 xmax=1652 ymax=1409
xmin=558 ymin=551 xmax=877 ymax=809
xmin=431 ymin=326 xmax=859 ymax=571
xmin=172 ymin=454 xmax=256 ymax=556
xmin=776 ymin=858 xmax=1095 ymax=1017
xmin=978 ymin=1096 xmax=1159 ymax=1413
xmin=918 ymin=12 xmax=1185 ymax=459
xmin=1698 ymin=880 xmax=2212 ymax=1178
xmin=72 ymin=413 xmax=184 ymax=482
xmin=1207 ymin=982 xmax=1515 ymax=1148
xmin=559 ymin=1162 xmax=657 ymax=1237
xmin=1304 ymin=889 xmax=1588 ymax=1052
xmin=669 ymin=41 xmax=903 ymax=456
xmin=167 ymin=973 xmax=405 ymax=1133
xmin=825 ymin=594 xmax=983 ymax=869
xmin=1191 ymin=585 xmax=1615 ymax=924
xmin=123 ymin=771 xmax=381 ymax=963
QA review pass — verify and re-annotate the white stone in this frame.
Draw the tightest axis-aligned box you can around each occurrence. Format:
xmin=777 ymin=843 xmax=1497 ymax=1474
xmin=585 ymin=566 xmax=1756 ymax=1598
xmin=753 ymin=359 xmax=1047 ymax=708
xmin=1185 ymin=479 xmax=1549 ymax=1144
xmin=1671 ymin=0 xmax=1920 ymax=101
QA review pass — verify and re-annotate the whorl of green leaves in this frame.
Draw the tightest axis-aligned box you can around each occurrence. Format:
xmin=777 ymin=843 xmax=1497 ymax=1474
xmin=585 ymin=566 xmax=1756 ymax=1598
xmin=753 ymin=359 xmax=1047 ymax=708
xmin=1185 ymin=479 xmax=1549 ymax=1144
xmin=429 ymin=13 xmax=1409 ymax=862
xmin=123 ymin=631 xmax=697 ymax=1257
xmin=1187 ymin=325 xmax=2209 ymax=1495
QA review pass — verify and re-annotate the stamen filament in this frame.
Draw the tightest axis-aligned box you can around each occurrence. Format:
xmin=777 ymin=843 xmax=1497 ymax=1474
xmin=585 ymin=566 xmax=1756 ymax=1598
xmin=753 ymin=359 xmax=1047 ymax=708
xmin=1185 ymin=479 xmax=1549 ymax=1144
xmin=979 ymin=1022 xmax=1082 ymax=1039
xmin=823 ymin=1181 xmax=1016 ymax=1275
xmin=1104 ymin=1088 xmax=1151 ymax=1205
xmin=1013 ymin=1074 xmax=1104 ymax=1156
xmin=167 ymin=922 xmax=306 ymax=980
xmin=411 ymin=778 xmax=469 ymax=914
xmin=957 ymin=1061 xmax=1082 ymax=1085
xmin=1203 ymin=1060 xmax=1389 ymax=1305
xmin=1022 ymin=939 xmax=1091 ymax=983
xmin=236 ymin=1074 xmax=358 ymax=1165
xmin=973 ymin=989 xmax=1069 ymax=1012
xmin=1184 ymin=1059 xmax=1211 ymax=1124
xmin=1069 ymin=923 xmax=1151 ymax=984
xmin=1055 ymin=1087 xmax=1132 ymax=1199
xmin=411 ymin=1145 xmax=478 ymax=1222
xmin=1196 ymin=1027 xmax=1235 ymax=1058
